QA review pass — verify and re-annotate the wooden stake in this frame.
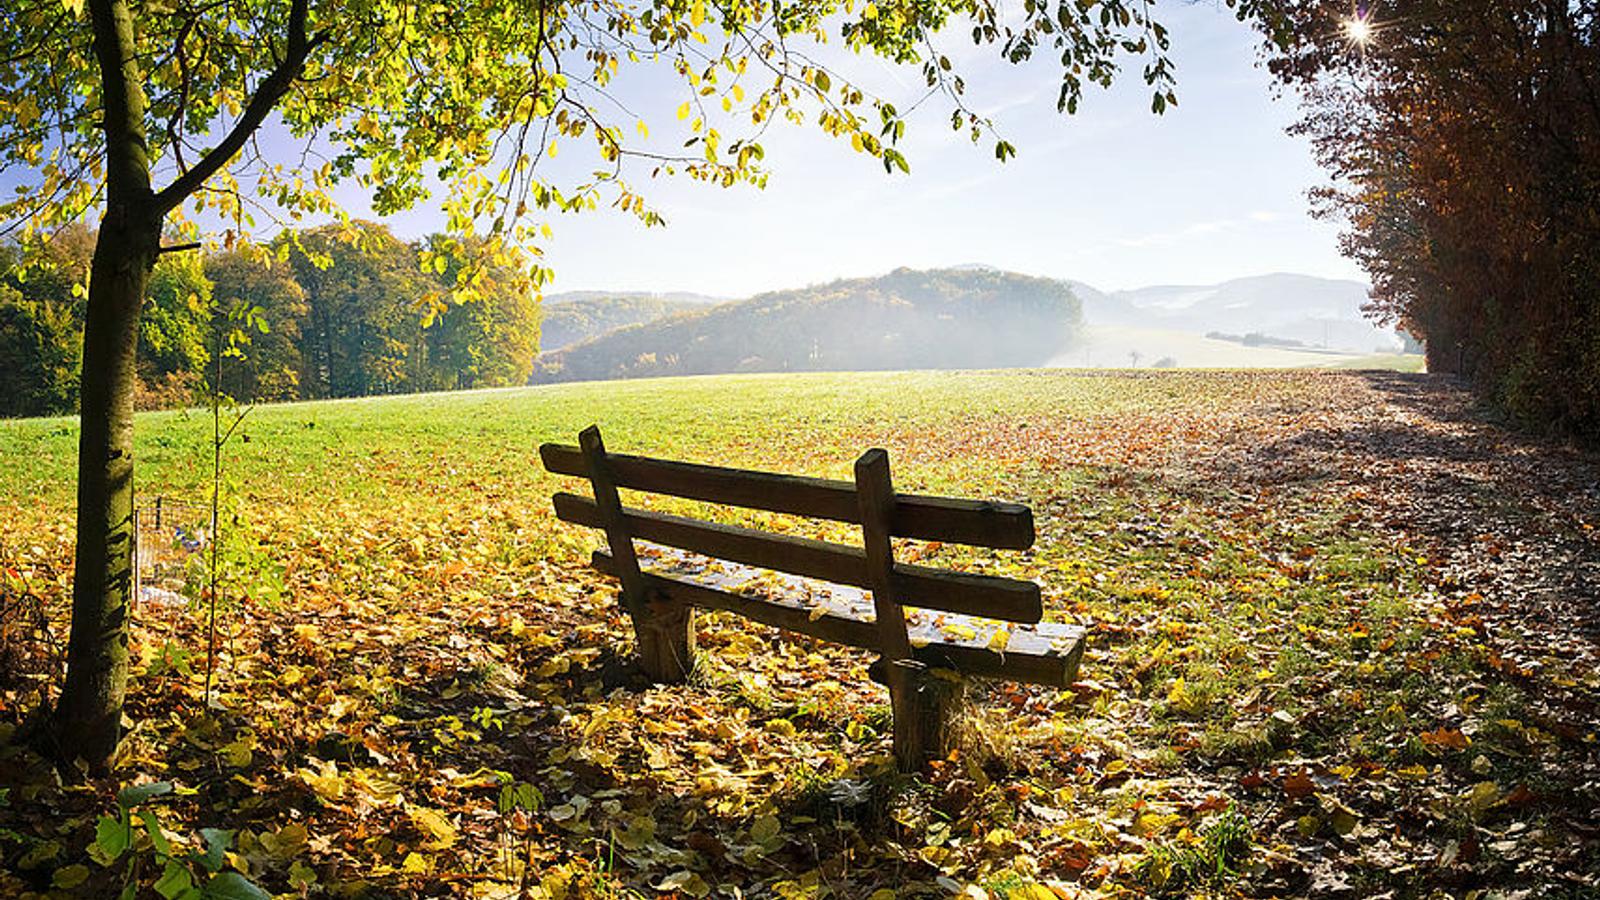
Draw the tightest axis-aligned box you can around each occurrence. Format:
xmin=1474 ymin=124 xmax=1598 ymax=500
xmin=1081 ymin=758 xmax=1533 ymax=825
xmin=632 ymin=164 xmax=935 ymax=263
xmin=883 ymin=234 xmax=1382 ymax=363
xmin=579 ymin=426 xmax=693 ymax=682
xmin=856 ymin=448 xmax=947 ymax=771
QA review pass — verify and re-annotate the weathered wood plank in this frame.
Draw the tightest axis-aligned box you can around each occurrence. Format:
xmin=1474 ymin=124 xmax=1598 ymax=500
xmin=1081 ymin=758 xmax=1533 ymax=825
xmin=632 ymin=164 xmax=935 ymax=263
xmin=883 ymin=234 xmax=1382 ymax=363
xmin=855 ymin=448 xmax=927 ymax=772
xmin=553 ymin=492 xmax=1042 ymax=623
xmin=591 ymin=549 xmax=1085 ymax=687
xmin=855 ymin=448 xmax=911 ymax=662
xmin=579 ymin=426 xmax=692 ymax=681
xmin=594 ymin=551 xmax=881 ymax=649
xmin=541 ymin=443 xmax=1033 ymax=549
xmin=577 ymin=428 xmax=646 ymax=617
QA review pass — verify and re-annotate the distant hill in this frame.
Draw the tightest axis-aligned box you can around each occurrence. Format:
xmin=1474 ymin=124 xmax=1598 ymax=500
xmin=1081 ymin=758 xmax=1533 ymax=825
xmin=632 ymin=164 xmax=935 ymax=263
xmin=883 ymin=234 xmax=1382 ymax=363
xmin=1076 ymin=273 xmax=1397 ymax=354
xmin=531 ymin=268 xmax=1082 ymax=384
xmin=540 ymin=295 xmax=711 ymax=352
xmin=542 ymin=289 xmax=726 ymax=307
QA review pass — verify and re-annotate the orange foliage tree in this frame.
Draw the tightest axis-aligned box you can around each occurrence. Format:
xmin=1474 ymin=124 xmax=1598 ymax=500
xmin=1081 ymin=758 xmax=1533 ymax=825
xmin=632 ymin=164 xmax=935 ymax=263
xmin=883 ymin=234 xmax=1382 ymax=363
xmin=1249 ymin=0 xmax=1600 ymax=437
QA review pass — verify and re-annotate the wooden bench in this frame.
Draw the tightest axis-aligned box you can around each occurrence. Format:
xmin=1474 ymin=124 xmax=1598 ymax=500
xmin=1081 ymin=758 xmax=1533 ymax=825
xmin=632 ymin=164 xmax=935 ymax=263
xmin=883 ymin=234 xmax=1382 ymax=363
xmin=540 ymin=425 xmax=1085 ymax=771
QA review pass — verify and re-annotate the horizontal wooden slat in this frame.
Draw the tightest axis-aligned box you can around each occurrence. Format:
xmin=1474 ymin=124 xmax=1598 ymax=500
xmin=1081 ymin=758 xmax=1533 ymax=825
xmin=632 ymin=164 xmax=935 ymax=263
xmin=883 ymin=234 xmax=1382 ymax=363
xmin=596 ymin=551 xmax=881 ymax=649
xmin=554 ymin=492 xmax=1041 ymax=623
xmin=592 ymin=551 xmax=1084 ymax=687
xmin=541 ymin=443 xmax=1032 ymax=550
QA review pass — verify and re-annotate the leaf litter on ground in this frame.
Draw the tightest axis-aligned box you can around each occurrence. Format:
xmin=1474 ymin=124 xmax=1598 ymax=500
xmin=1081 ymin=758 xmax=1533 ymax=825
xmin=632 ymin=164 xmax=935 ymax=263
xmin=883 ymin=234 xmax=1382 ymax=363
xmin=0 ymin=370 xmax=1596 ymax=898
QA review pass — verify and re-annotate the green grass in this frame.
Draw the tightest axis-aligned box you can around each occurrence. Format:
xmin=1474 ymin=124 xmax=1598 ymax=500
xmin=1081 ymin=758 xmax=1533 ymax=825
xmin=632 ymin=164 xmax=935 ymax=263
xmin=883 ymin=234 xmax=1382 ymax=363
xmin=1 ymin=368 xmax=1589 ymax=899
xmin=0 ymin=369 xmax=1332 ymax=518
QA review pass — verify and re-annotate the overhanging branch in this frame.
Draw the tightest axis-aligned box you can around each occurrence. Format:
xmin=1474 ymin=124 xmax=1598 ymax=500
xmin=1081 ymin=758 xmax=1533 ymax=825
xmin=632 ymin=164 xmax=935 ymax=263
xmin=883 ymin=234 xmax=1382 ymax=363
xmin=151 ymin=0 xmax=322 ymax=214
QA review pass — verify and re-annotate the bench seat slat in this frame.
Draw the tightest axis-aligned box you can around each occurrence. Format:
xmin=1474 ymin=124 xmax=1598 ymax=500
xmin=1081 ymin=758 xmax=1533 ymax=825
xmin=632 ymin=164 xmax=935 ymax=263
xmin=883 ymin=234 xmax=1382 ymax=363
xmin=541 ymin=443 xmax=1033 ymax=550
xmin=554 ymin=492 xmax=1042 ymax=623
xmin=591 ymin=550 xmax=1085 ymax=688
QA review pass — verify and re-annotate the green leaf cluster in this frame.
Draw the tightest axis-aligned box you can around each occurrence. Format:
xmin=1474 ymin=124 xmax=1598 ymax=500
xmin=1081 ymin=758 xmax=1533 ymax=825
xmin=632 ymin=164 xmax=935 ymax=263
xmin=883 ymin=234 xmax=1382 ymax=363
xmin=92 ymin=781 xmax=270 ymax=900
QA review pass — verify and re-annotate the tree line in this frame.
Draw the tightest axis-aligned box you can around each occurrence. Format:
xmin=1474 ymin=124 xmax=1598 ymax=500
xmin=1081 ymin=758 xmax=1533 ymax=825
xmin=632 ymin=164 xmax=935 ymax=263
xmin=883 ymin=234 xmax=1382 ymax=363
xmin=0 ymin=220 xmax=540 ymax=418
xmin=1261 ymin=0 xmax=1600 ymax=439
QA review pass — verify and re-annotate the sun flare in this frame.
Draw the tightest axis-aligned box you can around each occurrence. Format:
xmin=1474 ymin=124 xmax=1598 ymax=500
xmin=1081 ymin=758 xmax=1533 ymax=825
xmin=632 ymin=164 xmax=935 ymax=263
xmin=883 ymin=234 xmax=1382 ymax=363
xmin=1343 ymin=12 xmax=1376 ymax=46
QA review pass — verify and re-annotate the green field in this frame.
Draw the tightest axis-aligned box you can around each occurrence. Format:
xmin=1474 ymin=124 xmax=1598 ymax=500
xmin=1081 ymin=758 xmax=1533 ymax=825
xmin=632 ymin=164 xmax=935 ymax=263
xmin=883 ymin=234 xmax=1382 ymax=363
xmin=2 ymin=370 xmax=1594 ymax=898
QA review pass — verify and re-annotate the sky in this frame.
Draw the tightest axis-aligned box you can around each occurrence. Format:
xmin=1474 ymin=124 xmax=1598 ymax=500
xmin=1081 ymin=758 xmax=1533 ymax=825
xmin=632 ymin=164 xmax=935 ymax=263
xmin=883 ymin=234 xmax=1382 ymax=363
xmin=117 ymin=2 xmax=1364 ymax=299
xmin=528 ymin=5 xmax=1363 ymax=296
xmin=478 ymin=2 xmax=1366 ymax=297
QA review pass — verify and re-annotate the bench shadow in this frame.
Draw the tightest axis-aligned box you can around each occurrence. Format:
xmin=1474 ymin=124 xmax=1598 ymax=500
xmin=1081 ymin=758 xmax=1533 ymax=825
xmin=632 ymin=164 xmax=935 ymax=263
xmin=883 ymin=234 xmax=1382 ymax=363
xmin=371 ymin=610 xmax=938 ymax=895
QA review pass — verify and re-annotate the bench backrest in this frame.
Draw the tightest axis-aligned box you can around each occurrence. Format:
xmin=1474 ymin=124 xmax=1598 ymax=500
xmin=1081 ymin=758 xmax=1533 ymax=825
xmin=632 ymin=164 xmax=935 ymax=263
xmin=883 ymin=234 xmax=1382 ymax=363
xmin=540 ymin=426 xmax=1040 ymax=659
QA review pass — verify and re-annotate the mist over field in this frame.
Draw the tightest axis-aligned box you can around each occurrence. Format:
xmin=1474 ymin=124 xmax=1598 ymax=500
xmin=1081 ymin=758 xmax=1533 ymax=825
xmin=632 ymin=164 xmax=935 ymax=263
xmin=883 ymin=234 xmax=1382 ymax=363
xmin=533 ymin=267 xmax=1411 ymax=383
xmin=531 ymin=268 xmax=1085 ymax=383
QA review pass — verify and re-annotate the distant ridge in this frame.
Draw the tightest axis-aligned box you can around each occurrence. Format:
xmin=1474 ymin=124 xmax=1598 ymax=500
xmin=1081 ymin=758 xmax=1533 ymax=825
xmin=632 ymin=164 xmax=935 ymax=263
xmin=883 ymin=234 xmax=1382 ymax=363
xmin=1078 ymin=273 xmax=1393 ymax=353
xmin=531 ymin=267 xmax=1082 ymax=384
xmin=532 ymin=269 xmax=1403 ymax=378
xmin=540 ymin=295 xmax=715 ymax=352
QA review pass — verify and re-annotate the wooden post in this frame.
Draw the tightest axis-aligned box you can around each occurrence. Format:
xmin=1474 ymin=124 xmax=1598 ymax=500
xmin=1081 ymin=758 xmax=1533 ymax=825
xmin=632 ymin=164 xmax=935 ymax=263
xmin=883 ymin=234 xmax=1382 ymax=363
xmin=856 ymin=449 xmax=958 ymax=771
xmin=579 ymin=426 xmax=693 ymax=682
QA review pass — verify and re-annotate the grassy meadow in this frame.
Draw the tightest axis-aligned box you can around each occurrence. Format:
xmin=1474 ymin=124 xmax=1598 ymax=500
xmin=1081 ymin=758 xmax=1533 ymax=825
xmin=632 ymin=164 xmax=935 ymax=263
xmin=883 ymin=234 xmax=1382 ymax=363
xmin=2 ymin=370 xmax=1596 ymax=898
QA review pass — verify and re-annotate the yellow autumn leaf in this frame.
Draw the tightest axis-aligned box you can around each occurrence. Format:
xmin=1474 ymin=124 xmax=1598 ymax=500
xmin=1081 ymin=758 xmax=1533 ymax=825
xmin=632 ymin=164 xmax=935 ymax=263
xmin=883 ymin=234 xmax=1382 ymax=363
xmin=942 ymin=623 xmax=977 ymax=641
xmin=298 ymin=759 xmax=346 ymax=802
xmin=352 ymin=769 xmax=406 ymax=805
xmin=644 ymin=742 xmax=673 ymax=769
xmin=220 ymin=738 xmax=253 ymax=768
xmin=410 ymin=806 xmax=457 ymax=849
xmin=1133 ymin=812 xmax=1182 ymax=836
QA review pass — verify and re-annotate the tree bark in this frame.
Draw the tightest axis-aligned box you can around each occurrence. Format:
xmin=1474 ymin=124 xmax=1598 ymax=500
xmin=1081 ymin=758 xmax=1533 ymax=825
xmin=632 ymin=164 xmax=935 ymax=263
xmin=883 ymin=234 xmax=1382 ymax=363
xmin=51 ymin=0 xmax=159 ymax=771
xmin=48 ymin=0 xmax=318 ymax=771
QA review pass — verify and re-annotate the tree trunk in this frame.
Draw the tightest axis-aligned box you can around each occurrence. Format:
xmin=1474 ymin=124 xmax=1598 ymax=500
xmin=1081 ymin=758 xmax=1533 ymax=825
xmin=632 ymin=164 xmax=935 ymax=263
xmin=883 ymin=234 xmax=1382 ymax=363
xmin=53 ymin=214 xmax=158 ymax=769
xmin=51 ymin=0 xmax=159 ymax=771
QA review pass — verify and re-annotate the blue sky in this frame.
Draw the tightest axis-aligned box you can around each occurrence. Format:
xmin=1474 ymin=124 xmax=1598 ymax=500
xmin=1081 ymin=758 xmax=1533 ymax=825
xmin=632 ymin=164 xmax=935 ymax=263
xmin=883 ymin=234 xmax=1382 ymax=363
xmin=304 ymin=3 xmax=1360 ymax=296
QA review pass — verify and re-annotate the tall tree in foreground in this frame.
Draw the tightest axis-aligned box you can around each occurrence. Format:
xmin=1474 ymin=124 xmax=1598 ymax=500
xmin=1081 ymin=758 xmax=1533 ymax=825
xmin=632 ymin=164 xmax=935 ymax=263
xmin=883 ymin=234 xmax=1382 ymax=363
xmin=4 ymin=0 xmax=1201 ymax=769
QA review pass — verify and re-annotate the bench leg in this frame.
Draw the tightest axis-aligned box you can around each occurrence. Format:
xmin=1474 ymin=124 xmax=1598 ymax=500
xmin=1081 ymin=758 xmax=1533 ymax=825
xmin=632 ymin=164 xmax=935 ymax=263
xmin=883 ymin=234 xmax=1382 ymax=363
xmin=635 ymin=599 xmax=695 ymax=683
xmin=887 ymin=660 xmax=966 ymax=772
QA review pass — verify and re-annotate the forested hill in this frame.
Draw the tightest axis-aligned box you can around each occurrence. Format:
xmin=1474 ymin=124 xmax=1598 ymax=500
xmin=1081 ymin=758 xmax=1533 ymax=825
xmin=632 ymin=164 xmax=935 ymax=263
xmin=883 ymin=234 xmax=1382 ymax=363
xmin=540 ymin=295 xmax=710 ymax=352
xmin=530 ymin=268 xmax=1082 ymax=383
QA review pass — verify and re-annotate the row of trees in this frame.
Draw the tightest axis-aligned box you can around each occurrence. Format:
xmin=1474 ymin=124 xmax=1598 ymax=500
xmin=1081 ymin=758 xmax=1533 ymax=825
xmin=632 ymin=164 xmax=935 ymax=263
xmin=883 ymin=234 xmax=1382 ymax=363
xmin=1259 ymin=0 xmax=1600 ymax=437
xmin=0 ymin=221 xmax=540 ymax=417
